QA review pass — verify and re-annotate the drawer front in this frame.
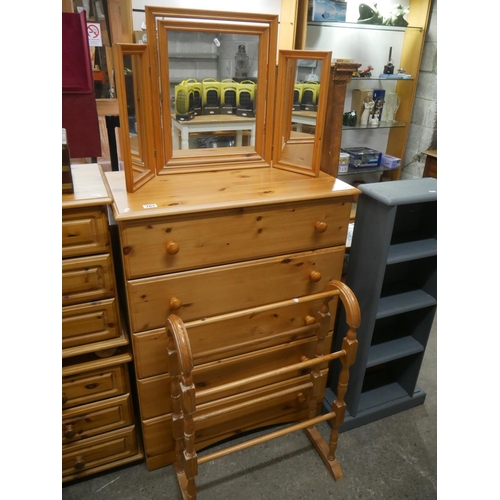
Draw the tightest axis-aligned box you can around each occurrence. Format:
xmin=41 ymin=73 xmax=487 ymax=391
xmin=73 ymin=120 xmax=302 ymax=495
xmin=132 ymin=298 xmax=335 ymax=379
xmin=62 ymin=254 xmax=116 ymax=306
xmin=62 ymin=394 xmax=134 ymax=444
xmin=62 ymin=425 xmax=138 ymax=478
xmin=62 ymin=364 xmax=129 ymax=409
xmin=120 ymin=199 xmax=351 ymax=278
xmin=137 ymin=334 xmax=332 ymax=420
xmin=141 ymin=372 xmax=327 ymax=469
xmin=128 ymin=246 xmax=344 ymax=333
xmin=62 ymin=298 xmax=121 ymax=349
xmin=62 ymin=207 xmax=110 ymax=259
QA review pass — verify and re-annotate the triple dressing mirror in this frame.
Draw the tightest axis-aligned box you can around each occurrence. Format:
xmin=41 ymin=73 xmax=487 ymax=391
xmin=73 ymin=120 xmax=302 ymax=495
xmin=114 ymin=8 xmax=333 ymax=192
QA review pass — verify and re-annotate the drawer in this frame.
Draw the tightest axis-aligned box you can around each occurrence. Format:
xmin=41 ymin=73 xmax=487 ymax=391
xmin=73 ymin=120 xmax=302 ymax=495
xmin=141 ymin=372 xmax=327 ymax=470
xmin=120 ymin=198 xmax=351 ymax=278
xmin=132 ymin=298 xmax=336 ymax=379
xmin=62 ymin=254 xmax=116 ymax=306
xmin=62 ymin=364 xmax=129 ymax=410
xmin=128 ymin=246 xmax=344 ymax=333
xmin=62 ymin=394 xmax=134 ymax=444
xmin=62 ymin=298 xmax=121 ymax=350
xmin=62 ymin=206 xmax=110 ymax=258
xmin=137 ymin=334 xmax=332 ymax=420
xmin=62 ymin=425 xmax=138 ymax=478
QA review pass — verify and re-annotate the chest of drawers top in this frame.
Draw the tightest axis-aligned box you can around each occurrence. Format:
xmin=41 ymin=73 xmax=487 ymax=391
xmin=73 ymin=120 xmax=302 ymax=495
xmin=105 ymin=167 xmax=359 ymax=221
xmin=62 ymin=164 xmax=113 ymax=210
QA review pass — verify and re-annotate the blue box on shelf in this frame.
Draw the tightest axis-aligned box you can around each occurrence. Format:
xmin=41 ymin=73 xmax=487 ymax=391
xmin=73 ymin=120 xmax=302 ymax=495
xmin=308 ymin=1 xmax=347 ymax=22
xmin=342 ymin=147 xmax=382 ymax=168
xmin=380 ymin=154 xmax=401 ymax=169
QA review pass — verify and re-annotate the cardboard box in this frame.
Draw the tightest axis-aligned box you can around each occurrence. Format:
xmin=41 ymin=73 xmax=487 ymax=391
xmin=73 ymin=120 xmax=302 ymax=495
xmin=175 ymin=80 xmax=195 ymax=121
xmin=236 ymin=80 xmax=256 ymax=117
xmin=308 ymin=1 xmax=347 ymax=22
xmin=220 ymin=79 xmax=238 ymax=115
xmin=202 ymin=78 xmax=221 ymax=115
xmin=293 ymin=83 xmax=304 ymax=111
xmin=342 ymin=147 xmax=382 ymax=168
xmin=351 ymin=88 xmax=374 ymax=119
xmin=301 ymin=82 xmax=320 ymax=111
xmin=380 ymin=154 xmax=401 ymax=169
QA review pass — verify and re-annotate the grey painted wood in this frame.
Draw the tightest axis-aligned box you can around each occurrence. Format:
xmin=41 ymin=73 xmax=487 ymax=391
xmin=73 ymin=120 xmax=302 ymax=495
xmin=326 ymin=178 xmax=437 ymax=428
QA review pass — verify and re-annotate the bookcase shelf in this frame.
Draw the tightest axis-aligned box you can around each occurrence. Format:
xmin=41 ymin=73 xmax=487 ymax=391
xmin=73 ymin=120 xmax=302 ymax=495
xmin=324 ymin=177 xmax=437 ymax=431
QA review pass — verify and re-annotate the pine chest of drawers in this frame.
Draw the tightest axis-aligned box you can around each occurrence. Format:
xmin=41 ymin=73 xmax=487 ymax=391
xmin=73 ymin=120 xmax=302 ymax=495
xmin=62 ymin=164 xmax=143 ymax=482
xmin=106 ymin=167 xmax=358 ymax=470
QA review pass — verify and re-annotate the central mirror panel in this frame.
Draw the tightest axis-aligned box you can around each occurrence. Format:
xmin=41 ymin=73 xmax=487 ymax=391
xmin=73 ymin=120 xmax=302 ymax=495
xmin=273 ymin=50 xmax=331 ymax=177
xmin=145 ymin=7 xmax=278 ymax=174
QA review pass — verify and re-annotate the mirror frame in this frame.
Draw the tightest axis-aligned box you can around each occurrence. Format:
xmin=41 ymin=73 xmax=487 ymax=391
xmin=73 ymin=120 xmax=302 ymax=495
xmin=113 ymin=43 xmax=156 ymax=192
xmin=145 ymin=7 xmax=279 ymax=175
xmin=272 ymin=50 xmax=332 ymax=177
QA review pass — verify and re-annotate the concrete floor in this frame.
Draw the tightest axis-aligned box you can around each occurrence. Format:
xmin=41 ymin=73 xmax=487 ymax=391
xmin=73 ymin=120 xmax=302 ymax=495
xmin=62 ymin=318 xmax=436 ymax=500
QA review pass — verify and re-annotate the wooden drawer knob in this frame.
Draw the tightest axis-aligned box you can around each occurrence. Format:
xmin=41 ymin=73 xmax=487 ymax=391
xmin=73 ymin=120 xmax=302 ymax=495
xmin=62 ymin=392 xmax=68 ymax=405
xmin=169 ymin=297 xmax=182 ymax=311
xmin=305 ymin=315 xmax=316 ymax=325
xmin=297 ymin=392 xmax=307 ymax=404
xmin=315 ymin=221 xmax=327 ymax=233
xmin=310 ymin=271 xmax=322 ymax=282
xmin=64 ymin=424 xmax=76 ymax=439
xmin=166 ymin=241 xmax=180 ymax=255
xmin=74 ymin=456 xmax=85 ymax=471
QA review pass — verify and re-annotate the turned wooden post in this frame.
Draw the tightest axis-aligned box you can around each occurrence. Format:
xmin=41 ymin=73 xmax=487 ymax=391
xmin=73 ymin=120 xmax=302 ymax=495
xmin=320 ymin=62 xmax=361 ymax=177
xmin=327 ymin=281 xmax=360 ymax=468
xmin=307 ymin=293 xmax=334 ymax=425
xmin=167 ymin=315 xmax=199 ymax=500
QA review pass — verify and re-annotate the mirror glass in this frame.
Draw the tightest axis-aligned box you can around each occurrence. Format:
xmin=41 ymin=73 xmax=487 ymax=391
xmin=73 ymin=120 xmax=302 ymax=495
xmin=273 ymin=50 xmax=332 ymax=177
xmin=113 ymin=43 xmax=155 ymax=192
xmin=145 ymin=8 xmax=278 ymax=174
xmin=165 ymin=30 xmax=259 ymax=152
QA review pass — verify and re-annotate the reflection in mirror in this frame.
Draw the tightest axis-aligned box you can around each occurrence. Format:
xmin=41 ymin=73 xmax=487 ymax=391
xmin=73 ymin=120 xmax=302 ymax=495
xmin=113 ymin=43 xmax=155 ymax=192
xmin=145 ymin=7 xmax=278 ymax=174
xmin=273 ymin=50 xmax=332 ymax=177
xmin=165 ymin=30 xmax=259 ymax=152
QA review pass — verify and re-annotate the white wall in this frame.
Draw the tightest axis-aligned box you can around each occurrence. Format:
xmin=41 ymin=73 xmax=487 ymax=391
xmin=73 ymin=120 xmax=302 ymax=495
xmin=132 ymin=0 xmax=282 ymax=30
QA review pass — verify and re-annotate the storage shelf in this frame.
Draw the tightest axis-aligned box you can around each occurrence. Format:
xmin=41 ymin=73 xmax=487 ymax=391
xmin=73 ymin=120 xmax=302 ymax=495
xmin=366 ymin=336 xmax=424 ymax=368
xmin=323 ymin=384 xmax=427 ymax=432
xmin=338 ymin=166 xmax=392 ymax=176
xmin=342 ymin=121 xmax=406 ymax=130
xmin=168 ymin=53 xmax=219 ymax=59
xmin=351 ymin=77 xmax=414 ymax=82
xmin=377 ymin=290 xmax=436 ymax=319
xmin=386 ymin=238 xmax=437 ymax=265
xmin=308 ymin=21 xmax=423 ymax=33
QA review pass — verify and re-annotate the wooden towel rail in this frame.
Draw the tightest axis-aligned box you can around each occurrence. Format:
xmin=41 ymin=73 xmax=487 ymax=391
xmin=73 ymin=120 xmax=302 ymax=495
xmin=166 ymin=279 xmax=360 ymax=499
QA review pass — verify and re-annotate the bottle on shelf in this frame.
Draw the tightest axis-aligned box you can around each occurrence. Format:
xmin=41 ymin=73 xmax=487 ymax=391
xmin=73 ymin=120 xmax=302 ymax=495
xmin=383 ymin=47 xmax=394 ymax=75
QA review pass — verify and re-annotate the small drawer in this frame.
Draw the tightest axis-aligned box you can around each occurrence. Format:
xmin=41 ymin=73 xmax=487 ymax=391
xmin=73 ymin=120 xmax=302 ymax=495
xmin=62 ymin=254 xmax=116 ymax=306
xmin=120 ymin=199 xmax=351 ymax=278
xmin=62 ymin=207 xmax=110 ymax=258
xmin=62 ymin=425 xmax=138 ymax=478
xmin=127 ymin=246 xmax=344 ymax=333
xmin=62 ymin=364 xmax=129 ymax=410
xmin=62 ymin=394 xmax=134 ymax=444
xmin=132 ymin=299 xmax=335 ymax=380
xmin=137 ymin=334 xmax=332 ymax=420
xmin=141 ymin=372 xmax=327 ymax=470
xmin=62 ymin=298 xmax=121 ymax=350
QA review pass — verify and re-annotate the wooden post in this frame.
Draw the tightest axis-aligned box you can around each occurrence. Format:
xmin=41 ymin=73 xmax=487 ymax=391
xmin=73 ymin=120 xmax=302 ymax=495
xmin=320 ymin=63 xmax=360 ymax=177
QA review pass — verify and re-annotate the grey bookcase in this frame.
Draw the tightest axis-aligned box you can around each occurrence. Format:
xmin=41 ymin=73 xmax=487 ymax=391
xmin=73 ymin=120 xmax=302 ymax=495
xmin=324 ymin=178 xmax=437 ymax=431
